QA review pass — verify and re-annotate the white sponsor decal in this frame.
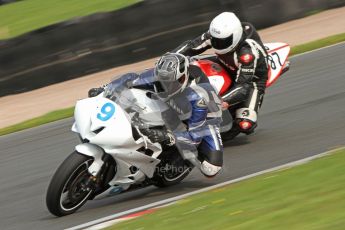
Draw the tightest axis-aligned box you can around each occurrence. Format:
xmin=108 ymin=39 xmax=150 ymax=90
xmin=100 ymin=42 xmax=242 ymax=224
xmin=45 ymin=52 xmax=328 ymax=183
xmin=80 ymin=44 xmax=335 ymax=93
xmin=208 ymin=75 xmax=225 ymax=94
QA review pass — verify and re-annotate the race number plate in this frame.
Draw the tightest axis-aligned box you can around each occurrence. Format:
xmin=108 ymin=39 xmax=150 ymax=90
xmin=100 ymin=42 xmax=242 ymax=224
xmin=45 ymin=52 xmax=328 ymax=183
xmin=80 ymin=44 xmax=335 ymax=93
xmin=264 ymin=43 xmax=290 ymax=87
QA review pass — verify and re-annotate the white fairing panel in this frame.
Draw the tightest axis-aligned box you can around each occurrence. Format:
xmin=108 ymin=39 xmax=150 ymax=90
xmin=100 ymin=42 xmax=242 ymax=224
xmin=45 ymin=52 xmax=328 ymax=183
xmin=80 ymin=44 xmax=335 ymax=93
xmin=90 ymin=97 xmax=135 ymax=147
xmin=74 ymin=95 xmax=136 ymax=147
xmin=105 ymin=148 xmax=161 ymax=178
xmin=71 ymin=122 xmax=78 ymax=132
xmin=74 ymin=96 xmax=97 ymax=139
xmin=75 ymin=143 xmax=104 ymax=176
xmin=208 ymin=75 xmax=225 ymax=94
xmin=264 ymin=43 xmax=290 ymax=86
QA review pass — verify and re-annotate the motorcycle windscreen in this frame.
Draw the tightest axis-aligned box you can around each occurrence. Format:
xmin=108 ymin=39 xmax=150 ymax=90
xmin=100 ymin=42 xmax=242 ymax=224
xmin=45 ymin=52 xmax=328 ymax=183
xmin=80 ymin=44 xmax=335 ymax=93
xmin=264 ymin=43 xmax=290 ymax=87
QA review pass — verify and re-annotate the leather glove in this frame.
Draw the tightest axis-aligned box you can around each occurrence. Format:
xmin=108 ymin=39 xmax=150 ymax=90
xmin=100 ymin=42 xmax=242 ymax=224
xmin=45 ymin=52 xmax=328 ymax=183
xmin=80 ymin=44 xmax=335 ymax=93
xmin=140 ymin=128 xmax=175 ymax=146
xmin=221 ymin=101 xmax=230 ymax=110
xmin=88 ymin=87 xmax=104 ymax=97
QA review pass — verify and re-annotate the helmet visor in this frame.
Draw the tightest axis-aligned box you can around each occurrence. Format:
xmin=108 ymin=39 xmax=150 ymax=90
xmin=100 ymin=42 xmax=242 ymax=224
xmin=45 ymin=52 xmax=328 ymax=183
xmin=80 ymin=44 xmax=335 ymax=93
xmin=210 ymin=34 xmax=234 ymax=50
xmin=154 ymin=74 xmax=186 ymax=100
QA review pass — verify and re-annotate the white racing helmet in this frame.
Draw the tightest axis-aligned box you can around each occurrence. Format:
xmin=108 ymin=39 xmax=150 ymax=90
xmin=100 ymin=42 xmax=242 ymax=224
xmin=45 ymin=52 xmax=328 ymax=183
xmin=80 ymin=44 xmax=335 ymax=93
xmin=209 ymin=12 xmax=243 ymax=55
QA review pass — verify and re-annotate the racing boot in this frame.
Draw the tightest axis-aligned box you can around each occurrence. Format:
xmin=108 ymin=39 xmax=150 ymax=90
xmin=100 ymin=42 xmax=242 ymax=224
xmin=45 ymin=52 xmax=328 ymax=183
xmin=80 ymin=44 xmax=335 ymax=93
xmin=198 ymin=150 xmax=223 ymax=177
xmin=200 ymin=160 xmax=222 ymax=177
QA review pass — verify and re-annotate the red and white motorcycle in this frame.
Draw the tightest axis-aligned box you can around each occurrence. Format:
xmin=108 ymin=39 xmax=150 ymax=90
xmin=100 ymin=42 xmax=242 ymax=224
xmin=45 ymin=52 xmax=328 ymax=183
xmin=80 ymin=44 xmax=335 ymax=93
xmin=193 ymin=42 xmax=291 ymax=140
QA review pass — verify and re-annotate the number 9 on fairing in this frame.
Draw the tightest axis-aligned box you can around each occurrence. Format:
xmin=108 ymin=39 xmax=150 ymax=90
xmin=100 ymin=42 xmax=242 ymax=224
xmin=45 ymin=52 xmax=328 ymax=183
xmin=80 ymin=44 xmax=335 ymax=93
xmin=97 ymin=102 xmax=115 ymax=121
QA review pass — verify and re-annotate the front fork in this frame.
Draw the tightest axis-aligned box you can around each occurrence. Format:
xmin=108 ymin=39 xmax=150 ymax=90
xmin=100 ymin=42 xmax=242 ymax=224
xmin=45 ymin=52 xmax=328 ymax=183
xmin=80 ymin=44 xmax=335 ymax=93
xmin=75 ymin=143 xmax=117 ymax=195
xmin=75 ymin=143 xmax=105 ymax=176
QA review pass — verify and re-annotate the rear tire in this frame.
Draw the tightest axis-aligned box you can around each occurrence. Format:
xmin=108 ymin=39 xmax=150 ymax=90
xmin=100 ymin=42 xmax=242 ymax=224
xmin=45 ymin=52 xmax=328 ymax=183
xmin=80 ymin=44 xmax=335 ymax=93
xmin=221 ymin=108 xmax=240 ymax=141
xmin=154 ymin=164 xmax=192 ymax=187
xmin=153 ymin=149 xmax=192 ymax=187
xmin=46 ymin=152 xmax=94 ymax=216
xmin=221 ymin=125 xmax=240 ymax=141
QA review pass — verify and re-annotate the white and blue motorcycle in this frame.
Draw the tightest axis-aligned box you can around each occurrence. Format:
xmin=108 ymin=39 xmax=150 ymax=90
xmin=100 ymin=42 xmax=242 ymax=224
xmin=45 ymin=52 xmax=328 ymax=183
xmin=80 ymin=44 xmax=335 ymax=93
xmin=46 ymin=81 xmax=194 ymax=216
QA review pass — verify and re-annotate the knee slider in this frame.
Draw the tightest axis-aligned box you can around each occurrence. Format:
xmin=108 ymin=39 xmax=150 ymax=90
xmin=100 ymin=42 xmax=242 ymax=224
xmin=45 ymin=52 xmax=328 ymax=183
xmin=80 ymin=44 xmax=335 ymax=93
xmin=235 ymin=108 xmax=257 ymax=133
xmin=236 ymin=119 xmax=257 ymax=133
xmin=236 ymin=108 xmax=257 ymax=123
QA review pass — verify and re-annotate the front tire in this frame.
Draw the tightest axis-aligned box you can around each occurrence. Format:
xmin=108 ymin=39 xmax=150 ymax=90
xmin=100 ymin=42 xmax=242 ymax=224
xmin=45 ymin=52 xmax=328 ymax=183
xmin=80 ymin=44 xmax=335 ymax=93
xmin=46 ymin=152 xmax=94 ymax=216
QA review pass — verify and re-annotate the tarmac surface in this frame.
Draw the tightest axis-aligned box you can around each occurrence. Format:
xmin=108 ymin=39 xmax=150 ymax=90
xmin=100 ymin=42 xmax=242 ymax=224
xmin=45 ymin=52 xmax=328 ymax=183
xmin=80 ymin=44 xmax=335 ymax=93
xmin=0 ymin=43 xmax=345 ymax=229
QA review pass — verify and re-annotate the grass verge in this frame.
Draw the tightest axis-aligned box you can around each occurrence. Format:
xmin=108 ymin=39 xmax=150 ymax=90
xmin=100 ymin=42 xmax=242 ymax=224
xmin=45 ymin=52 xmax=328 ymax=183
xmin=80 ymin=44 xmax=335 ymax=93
xmin=0 ymin=107 xmax=74 ymax=136
xmin=1 ymin=33 xmax=345 ymax=136
xmin=290 ymin=32 xmax=345 ymax=55
xmin=0 ymin=0 xmax=140 ymax=39
xmin=108 ymin=149 xmax=345 ymax=230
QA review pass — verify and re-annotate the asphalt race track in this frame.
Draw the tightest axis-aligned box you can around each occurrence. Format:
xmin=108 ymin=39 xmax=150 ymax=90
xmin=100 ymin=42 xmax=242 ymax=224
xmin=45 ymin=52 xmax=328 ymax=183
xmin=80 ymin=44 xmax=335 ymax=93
xmin=1 ymin=43 xmax=345 ymax=230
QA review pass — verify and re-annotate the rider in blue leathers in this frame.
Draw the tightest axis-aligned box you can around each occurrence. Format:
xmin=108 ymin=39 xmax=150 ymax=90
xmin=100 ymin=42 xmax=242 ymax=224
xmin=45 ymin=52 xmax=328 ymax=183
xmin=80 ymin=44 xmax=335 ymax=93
xmin=89 ymin=53 xmax=224 ymax=177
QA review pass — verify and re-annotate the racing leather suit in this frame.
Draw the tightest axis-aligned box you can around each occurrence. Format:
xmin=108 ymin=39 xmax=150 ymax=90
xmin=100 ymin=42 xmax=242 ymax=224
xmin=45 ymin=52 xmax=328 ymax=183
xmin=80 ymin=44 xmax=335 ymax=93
xmin=173 ymin=22 xmax=268 ymax=133
xmin=100 ymin=69 xmax=223 ymax=176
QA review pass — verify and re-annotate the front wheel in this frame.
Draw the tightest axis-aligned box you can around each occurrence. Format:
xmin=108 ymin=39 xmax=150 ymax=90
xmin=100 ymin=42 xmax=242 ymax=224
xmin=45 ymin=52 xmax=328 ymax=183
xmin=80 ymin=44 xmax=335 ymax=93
xmin=46 ymin=152 xmax=94 ymax=216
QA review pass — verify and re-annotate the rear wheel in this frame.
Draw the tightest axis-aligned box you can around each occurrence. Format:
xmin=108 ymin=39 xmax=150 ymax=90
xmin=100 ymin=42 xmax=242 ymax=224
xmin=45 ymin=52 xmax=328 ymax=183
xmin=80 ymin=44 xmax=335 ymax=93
xmin=221 ymin=126 xmax=240 ymax=141
xmin=46 ymin=152 xmax=94 ymax=216
xmin=153 ymin=149 xmax=192 ymax=187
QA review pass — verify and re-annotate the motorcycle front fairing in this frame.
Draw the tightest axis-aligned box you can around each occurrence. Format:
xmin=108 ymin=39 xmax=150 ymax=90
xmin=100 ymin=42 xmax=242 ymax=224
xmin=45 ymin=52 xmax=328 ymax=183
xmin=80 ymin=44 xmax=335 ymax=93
xmin=73 ymin=94 xmax=135 ymax=147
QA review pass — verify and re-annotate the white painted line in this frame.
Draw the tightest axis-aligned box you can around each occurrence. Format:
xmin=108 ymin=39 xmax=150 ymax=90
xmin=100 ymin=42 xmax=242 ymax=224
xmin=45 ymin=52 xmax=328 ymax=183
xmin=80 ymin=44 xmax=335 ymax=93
xmin=83 ymin=217 xmax=137 ymax=230
xmin=83 ymin=202 xmax=177 ymax=230
xmin=66 ymin=146 xmax=344 ymax=230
